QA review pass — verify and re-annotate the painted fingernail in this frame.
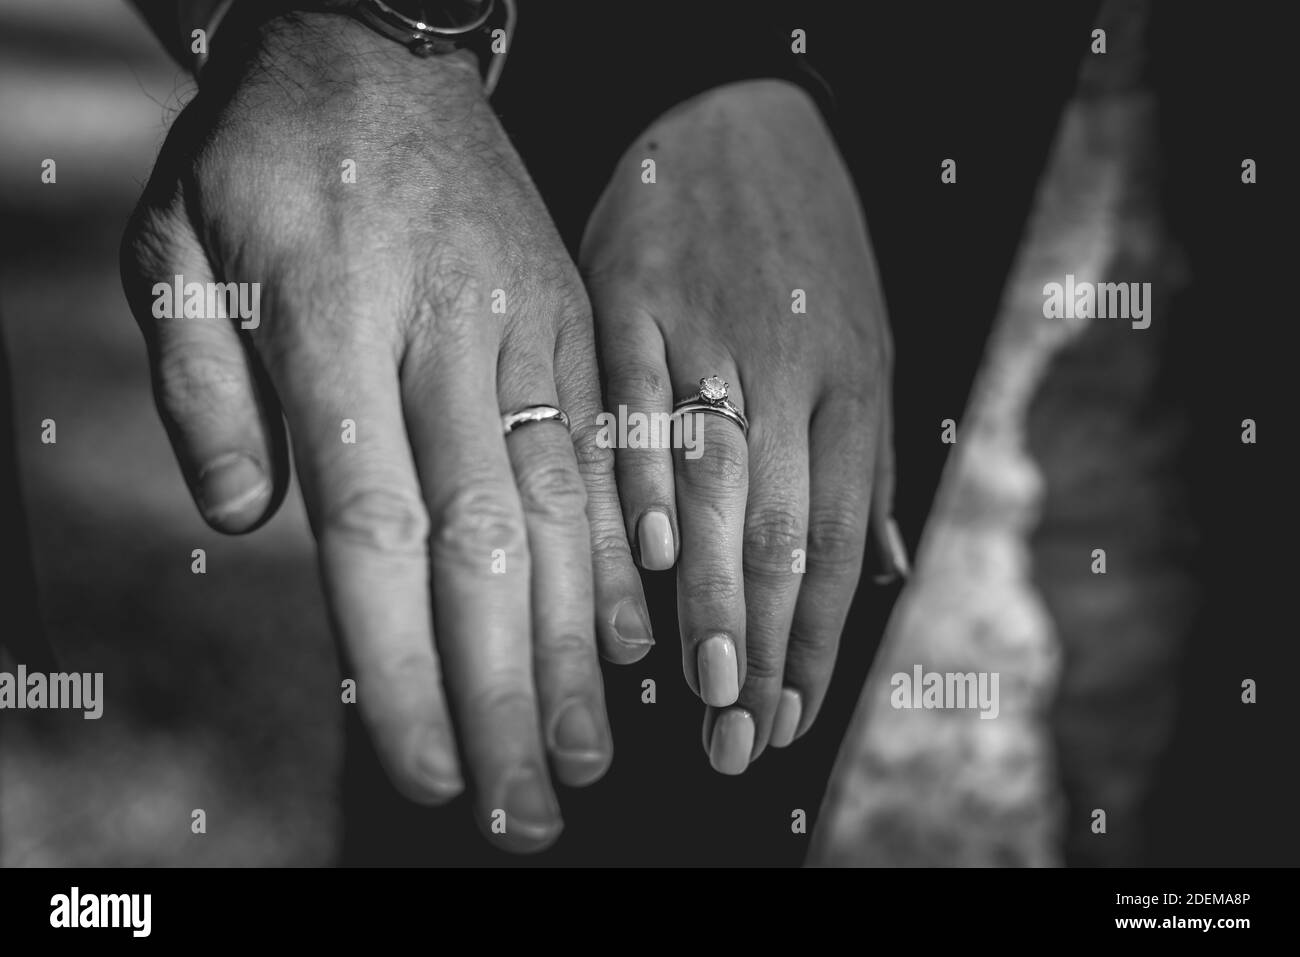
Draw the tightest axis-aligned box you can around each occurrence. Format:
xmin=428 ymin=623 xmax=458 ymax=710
xmin=872 ymin=517 xmax=911 ymax=584
xmin=638 ymin=510 xmax=675 ymax=571
xmin=198 ymin=452 xmax=269 ymax=523
xmin=770 ymin=688 xmax=802 ymax=748
xmin=709 ymin=709 xmax=755 ymax=775
xmin=501 ymin=765 xmax=562 ymax=838
xmin=416 ymin=730 xmax=463 ymax=799
xmin=613 ymin=599 xmax=654 ymax=648
xmin=551 ymin=698 xmax=604 ymax=757
xmin=697 ymin=634 xmax=739 ymax=707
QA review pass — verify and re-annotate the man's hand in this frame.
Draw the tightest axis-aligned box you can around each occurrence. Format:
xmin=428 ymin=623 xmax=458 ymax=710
xmin=581 ymin=80 xmax=901 ymax=774
xmin=121 ymin=12 xmax=650 ymax=852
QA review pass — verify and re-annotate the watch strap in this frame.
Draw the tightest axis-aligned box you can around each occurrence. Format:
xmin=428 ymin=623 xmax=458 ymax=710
xmin=189 ymin=0 xmax=514 ymax=94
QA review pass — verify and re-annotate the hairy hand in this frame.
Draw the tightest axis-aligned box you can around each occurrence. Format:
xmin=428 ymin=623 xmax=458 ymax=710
xmin=121 ymin=13 xmax=650 ymax=851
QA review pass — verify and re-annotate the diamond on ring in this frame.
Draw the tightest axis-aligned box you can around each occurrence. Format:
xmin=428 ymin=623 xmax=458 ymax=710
xmin=699 ymin=376 xmax=728 ymax=403
xmin=672 ymin=375 xmax=748 ymax=436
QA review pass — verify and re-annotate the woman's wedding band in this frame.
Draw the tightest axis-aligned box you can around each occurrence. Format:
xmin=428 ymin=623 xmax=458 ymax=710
xmin=501 ymin=405 xmax=570 ymax=436
xmin=671 ymin=375 xmax=749 ymax=436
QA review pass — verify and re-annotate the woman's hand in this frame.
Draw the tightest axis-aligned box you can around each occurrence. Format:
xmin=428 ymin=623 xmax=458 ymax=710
xmin=120 ymin=12 xmax=651 ymax=851
xmin=581 ymin=80 xmax=903 ymax=773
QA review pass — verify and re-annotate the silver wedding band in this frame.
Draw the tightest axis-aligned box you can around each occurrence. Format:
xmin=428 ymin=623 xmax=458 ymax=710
xmin=501 ymin=404 xmax=570 ymax=436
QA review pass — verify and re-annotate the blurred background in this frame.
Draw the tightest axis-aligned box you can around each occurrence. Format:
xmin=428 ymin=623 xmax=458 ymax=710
xmin=0 ymin=0 xmax=339 ymax=865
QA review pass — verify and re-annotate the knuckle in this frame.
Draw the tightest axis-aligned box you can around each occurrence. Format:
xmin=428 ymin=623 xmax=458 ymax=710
xmin=570 ymin=417 xmax=616 ymax=480
xmin=540 ymin=630 xmax=594 ymax=658
xmin=843 ymin=323 xmax=889 ymax=384
xmin=744 ymin=507 xmax=806 ymax=558
xmin=681 ymin=432 xmax=747 ymax=489
xmin=323 ymin=487 xmax=430 ymax=557
xmin=590 ymin=521 xmax=633 ymax=565
xmin=515 ymin=454 xmax=588 ymax=524
xmin=555 ymin=278 xmax=594 ymax=328
xmin=680 ymin=571 xmax=742 ymax=607
xmin=407 ymin=253 xmax=487 ymax=338
xmin=742 ymin=642 xmax=785 ymax=686
xmin=536 ymin=631 xmax=599 ymax=677
xmin=806 ymin=511 xmax=866 ymax=570
xmin=499 ymin=348 xmax=552 ymax=395
xmin=785 ymin=629 xmax=838 ymax=682
xmin=431 ymin=482 xmax=526 ymax=559
xmin=606 ymin=359 xmax=669 ymax=402
xmin=827 ymin=382 xmax=877 ymax=415
xmin=361 ymin=649 xmax=431 ymax=693
xmin=465 ymin=683 xmax=535 ymax=724
xmin=424 ymin=253 xmax=486 ymax=318
xmin=156 ymin=347 xmax=248 ymax=419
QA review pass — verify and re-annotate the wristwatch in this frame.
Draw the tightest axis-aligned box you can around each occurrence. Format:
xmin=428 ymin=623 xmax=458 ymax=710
xmin=192 ymin=0 xmax=517 ymax=94
xmin=349 ymin=0 xmax=516 ymax=92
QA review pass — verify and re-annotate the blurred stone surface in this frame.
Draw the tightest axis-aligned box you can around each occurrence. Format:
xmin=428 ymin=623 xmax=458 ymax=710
xmin=810 ymin=0 xmax=1191 ymax=867
xmin=1030 ymin=0 xmax=1195 ymax=865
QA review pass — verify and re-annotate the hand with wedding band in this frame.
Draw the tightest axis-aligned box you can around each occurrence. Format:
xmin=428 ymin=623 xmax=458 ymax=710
xmin=119 ymin=12 xmax=650 ymax=851
xmin=581 ymin=80 xmax=906 ymax=774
